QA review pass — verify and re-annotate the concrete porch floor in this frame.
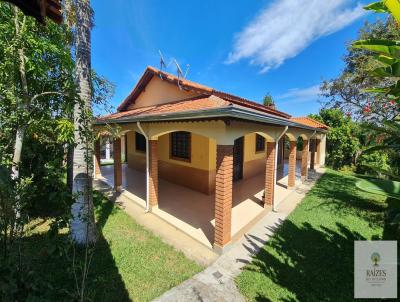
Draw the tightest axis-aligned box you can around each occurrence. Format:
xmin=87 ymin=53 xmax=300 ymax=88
xmin=99 ymin=160 xmax=302 ymax=249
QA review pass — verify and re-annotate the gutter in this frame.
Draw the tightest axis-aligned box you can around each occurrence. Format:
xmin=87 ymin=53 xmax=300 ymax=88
xmin=137 ymin=122 xmax=150 ymax=212
xmin=273 ymin=126 xmax=288 ymax=212
xmin=95 ymin=106 xmax=325 ymax=133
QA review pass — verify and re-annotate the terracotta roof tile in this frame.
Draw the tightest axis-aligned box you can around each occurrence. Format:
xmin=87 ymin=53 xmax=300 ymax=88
xmin=117 ymin=66 xmax=290 ymax=119
xmin=290 ymin=117 xmax=328 ymax=130
xmin=99 ymin=95 xmax=230 ymax=121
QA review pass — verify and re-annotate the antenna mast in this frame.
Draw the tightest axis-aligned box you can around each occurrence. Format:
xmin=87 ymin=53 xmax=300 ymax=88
xmin=157 ymin=51 xmax=190 ymax=89
xmin=173 ymin=59 xmax=190 ymax=90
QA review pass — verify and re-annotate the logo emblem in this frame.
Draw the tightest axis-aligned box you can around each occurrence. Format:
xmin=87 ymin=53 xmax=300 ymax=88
xmin=371 ymin=252 xmax=380 ymax=267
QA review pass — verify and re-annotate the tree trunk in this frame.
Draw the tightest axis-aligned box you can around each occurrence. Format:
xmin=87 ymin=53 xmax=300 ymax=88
xmin=11 ymin=8 xmax=29 ymax=180
xmin=70 ymin=0 xmax=96 ymax=245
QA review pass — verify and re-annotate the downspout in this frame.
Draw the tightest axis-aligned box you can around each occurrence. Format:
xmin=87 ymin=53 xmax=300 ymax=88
xmin=137 ymin=122 xmax=150 ymax=212
xmin=273 ymin=126 xmax=288 ymax=212
xmin=309 ymin=130 xmax=317 ymax=168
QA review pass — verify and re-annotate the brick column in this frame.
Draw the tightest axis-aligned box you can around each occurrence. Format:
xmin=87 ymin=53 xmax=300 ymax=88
xmin=315 ymin=138 xmax=321 ymax=166
xmin=310 ymin=139 xmax=316 ymax=171
xmin=94 ymin=139 xmax=101 ymax=177
xmin=301 ymin=139 xmax=309 ymax=181
xmin=149 ymin=140 xmax=158 ymax=208
xmin=113 ymin=137 xmax=122 ymax=190
xmin=288 ymin=141 xmax=297 ymax=189
xmin=214 ymin=145 xmax=233 ymax=251
xmin=264 ymin=142 xmax=276 ymax=206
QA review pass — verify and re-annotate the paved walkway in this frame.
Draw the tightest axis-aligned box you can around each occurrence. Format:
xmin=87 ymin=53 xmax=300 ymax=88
xmin=153 ymin=169 xmax=325 ymax=302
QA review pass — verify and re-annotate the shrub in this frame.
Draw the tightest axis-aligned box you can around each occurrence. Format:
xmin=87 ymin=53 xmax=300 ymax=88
xmin=356 ymin=151 xmax=389 ymax=177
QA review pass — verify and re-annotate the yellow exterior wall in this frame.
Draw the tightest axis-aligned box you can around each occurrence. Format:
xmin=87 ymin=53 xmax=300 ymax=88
xmin=128 ymin=76 xmax=200 ymax=110
xmin=243 ymin=133 xmax=266 ymax=179
xmin=126 ymin=130 xmax=216 ymax=194
xmin=126 ymin=131 xmax=146 ymax=171
xmin=158 ymin=133 xmax=212 ymax=170
xmin=244 ymin=134 xmax=266 ymax=162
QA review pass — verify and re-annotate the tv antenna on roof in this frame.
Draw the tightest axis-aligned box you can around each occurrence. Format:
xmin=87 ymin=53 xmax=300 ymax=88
xmin=159 ymin=50 xmax=167 ymax=72
xmin=173 ymin=59 xmax=190 ymax=90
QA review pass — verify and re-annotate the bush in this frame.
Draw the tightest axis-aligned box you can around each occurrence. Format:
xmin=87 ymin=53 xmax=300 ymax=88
xmin=356 ymin=151 xmax=389 ymax=176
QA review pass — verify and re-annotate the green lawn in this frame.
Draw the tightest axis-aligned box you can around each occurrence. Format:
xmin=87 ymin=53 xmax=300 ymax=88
xmin=236 ymin=169 xmax=399 ymax=302
xmin=356 ymin=178 xmax=400 ymax=199
xmin=22 ymin=192 xmax=202 ymax=301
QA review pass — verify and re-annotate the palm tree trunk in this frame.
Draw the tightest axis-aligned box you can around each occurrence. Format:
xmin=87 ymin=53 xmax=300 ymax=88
xmin=70 ymin=0 xmax=96 ymax=245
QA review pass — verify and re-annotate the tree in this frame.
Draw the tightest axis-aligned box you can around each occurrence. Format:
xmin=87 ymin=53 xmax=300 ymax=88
xmin=321 ymin=17 xmax=400 ymax=122
xmin=0 ymin=2 xmax=76 ymax=240
xmin=314 ymin=109 xmax=360 ymax=169
xmin=348 ymin=1 xmax=400 ymax=178
xmin=70 ymin=0 xmax=96 ymax=245
xmin=263 ymin=93 xmax=275 ymax=107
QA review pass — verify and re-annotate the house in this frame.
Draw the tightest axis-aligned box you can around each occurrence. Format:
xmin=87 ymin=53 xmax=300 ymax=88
xmin=94 ymin=66 xmax=328 ymax=253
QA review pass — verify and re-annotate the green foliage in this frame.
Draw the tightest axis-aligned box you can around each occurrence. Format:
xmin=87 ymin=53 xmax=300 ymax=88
xmin=1 ymin=191 xmax=202 ymax=301
xmin=236 ymin=170 xmax=389 ymax=301
xmin=356 ymin=151 xmax=390 ymax=175
xmin=321 ymin=17 xmax=400 ymax=122
xmin=0 ymin=2 xmax=114 ymax=300
xmin=296 ymin=136 xmax=304 ymax=151
xmin=314 ymin=109 xmax=360 ymax=169
xmin=263 ymin=93 xmax=275 ymax=106
xmin=364 ymin=1 xmax=390 ymax=12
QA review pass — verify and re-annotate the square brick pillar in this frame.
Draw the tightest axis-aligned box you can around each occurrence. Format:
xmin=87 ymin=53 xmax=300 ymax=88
xmin=214 ymin=145 xmax=233 ymax=252
xmin=301 ymin=139 xmax=309 ymax=182
xmin=113 ymin=137 xmax=122 ymax=191
xmin=149 ymin=140 xmax=159 ymax=208
xmin=264 ymin=142 xmax=276 ymax=206
xmin=310 ymin=139 xmax=316 ymax=171
xmin=315 ymin=138 xmax=321 ymax=166
xmin=94 ymin=139 xmax=101 ymax=178
xmin=288 ymin=141 xmax=297 ymax=189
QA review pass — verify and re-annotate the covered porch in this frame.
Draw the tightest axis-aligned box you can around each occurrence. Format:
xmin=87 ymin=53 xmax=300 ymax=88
xmin=94 ymin=118 xmax=326 ymax=253
xmin=97 ymin=159 xmax=303 ymax=249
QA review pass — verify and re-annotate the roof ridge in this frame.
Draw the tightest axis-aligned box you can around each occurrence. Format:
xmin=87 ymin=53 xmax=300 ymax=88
xmin=118 ymin=65 xmax=291 ymax=119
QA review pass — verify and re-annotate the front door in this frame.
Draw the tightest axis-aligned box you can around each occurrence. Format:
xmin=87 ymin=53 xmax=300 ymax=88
xmin=233 ymin=137 xmax=244 ymax=182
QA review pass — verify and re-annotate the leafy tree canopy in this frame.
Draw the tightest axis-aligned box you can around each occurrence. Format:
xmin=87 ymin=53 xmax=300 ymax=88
xmin=263 ymin=93 xmax=275 ymax=107
xmin=321 ymin=17 xmax=400 ymax=122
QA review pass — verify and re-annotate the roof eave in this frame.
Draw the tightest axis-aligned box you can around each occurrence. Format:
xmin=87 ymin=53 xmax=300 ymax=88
xmin=94 ymin=106 xmax=326 ymax=132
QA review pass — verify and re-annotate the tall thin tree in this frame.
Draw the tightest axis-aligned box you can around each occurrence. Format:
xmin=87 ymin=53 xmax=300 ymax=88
xmin=71 ymin=0 xmax=96 ymax=245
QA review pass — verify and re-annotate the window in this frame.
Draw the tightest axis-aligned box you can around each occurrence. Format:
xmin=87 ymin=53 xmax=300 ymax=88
xmin=170 ymin=131 xmax=191 ymax=161
xmin=255 ymin=134 xmax=265 ymax=152
xmin=135 ymin=132 xmax=146 ymax=152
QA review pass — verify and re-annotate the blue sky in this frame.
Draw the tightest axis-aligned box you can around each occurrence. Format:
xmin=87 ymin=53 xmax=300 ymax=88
xmin=91 ymin=0 xmax=378 ymax=117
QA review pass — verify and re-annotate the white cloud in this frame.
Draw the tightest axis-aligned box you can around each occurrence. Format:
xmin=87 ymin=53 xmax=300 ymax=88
xmin=276 ymin=84 xmax=321 ymax=105
xmin=227 ymin=0 xmax=365 ymax=72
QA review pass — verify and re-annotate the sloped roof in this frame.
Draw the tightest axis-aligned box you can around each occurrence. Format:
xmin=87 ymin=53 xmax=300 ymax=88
xmin=117 ymin=66 xmax=291 ymax=119
xmin=99 ymin=95 xmax=230 ymax=121
xmin=290 ymin=117 xmax=329 ymax=130
xmin=98 ymin=66 xmax=327 ymax=132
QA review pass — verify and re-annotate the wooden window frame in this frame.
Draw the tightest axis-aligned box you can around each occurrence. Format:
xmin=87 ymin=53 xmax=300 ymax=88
xmin=169 ymin=131 xmax=191 ymax=162
xmin=135 ymin=132 xmax=146 ymax=153
xmin=255 ymin=134 xmax=266 ymax=153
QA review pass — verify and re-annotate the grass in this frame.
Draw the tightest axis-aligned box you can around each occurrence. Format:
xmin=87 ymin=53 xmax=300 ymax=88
xmin=235 ymin=169 xmax=399 ymax=302
xmin=20 ymin=191 xmax=202 ymax=301
xmin=356 ymin=178 xmax=400 ymax=199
